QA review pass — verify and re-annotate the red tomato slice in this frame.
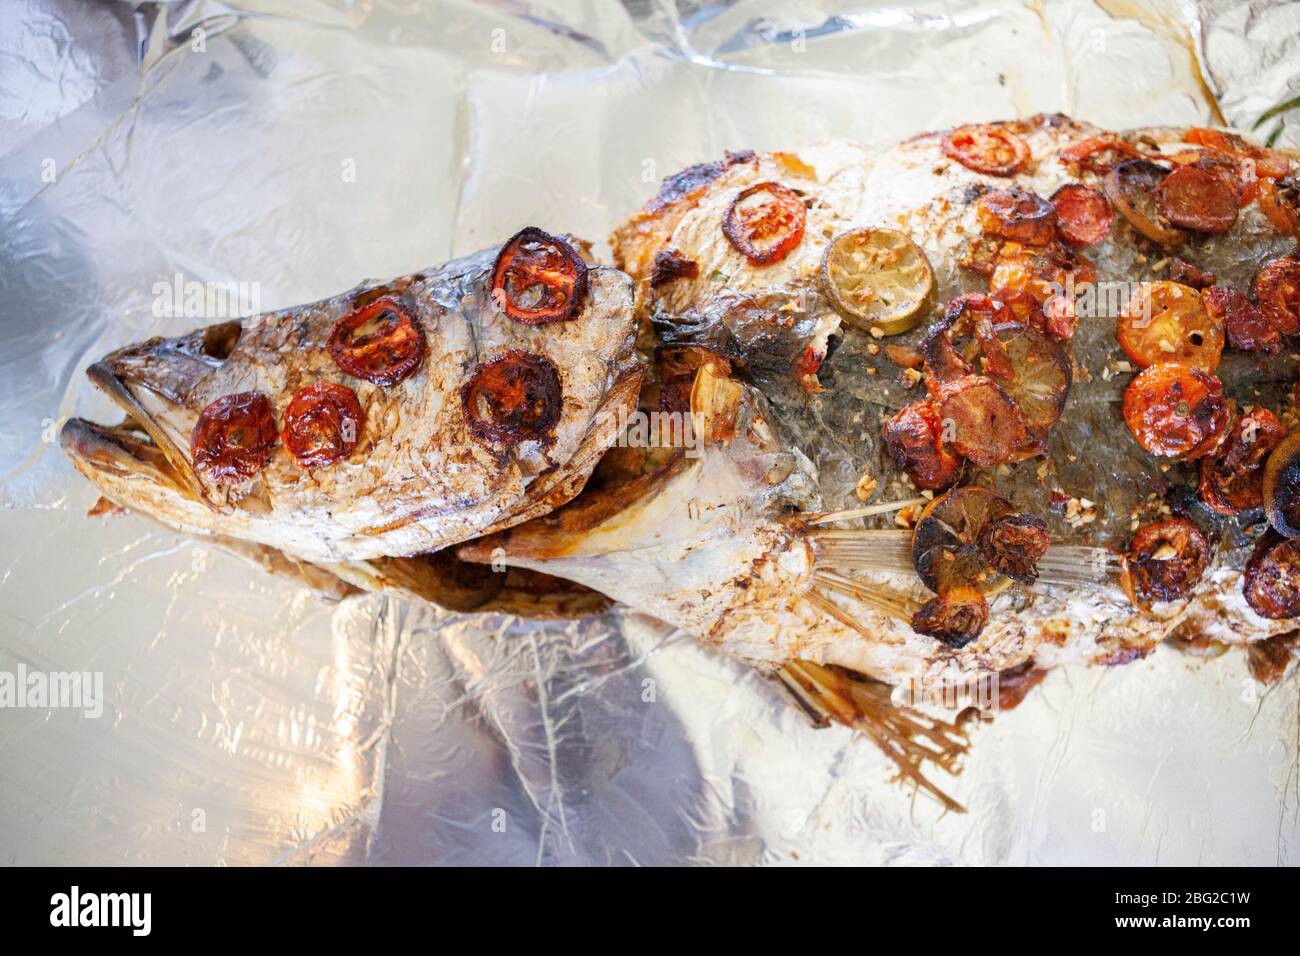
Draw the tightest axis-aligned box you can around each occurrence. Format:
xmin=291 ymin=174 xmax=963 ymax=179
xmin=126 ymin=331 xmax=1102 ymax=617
xmin=490 ymin=227 xmax=590 ymax=324
xmin=1155 ymin=166 xmax=1238 ymax=234
xmin=1116 ymin=281 xmax=1223 ymax=372
xmin=328 ymin=295 xmax=426 ymax=386
xmin=191 ymin=392 xmax=278 ymax=484
xmin=282 ymin=383 xmax=364 ymax=469
xmin=721 ymin=181 xmax=807 ymax=266
xmin=942 ymin=124 xmax=1030 ymax=176
xmin=1204 ymin=285 xmax=1281 ymax=353
xmin=1253 ymin=258 xmax=1300 ymax=337
xmin=1051 ymin=183 xmax=1113 ymax=245
xmin=1123 ymin=363 xmax=1230 ymax=460
xmin=460 ymin=350 xmax=563 ymax=447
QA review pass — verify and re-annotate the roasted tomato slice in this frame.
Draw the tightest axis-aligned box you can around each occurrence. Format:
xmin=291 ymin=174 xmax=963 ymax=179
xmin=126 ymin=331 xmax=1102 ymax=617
xmin=461 ymin=350 xmax=563 ymax=447
xmin=1104 ymin=159 xmax=1186 ymax=246
xmin=721 ymin=181 xmax=806 ymax=266
xmin=881 ymin=400 xmax=963 ymax=490
xmin=190 ymin=391 xmax=278 ymax=484
xmin=942 ymin=124 xmax=1029 ymax=176
xmin=988 ymin=240 xmax=1096 ymax=341
xmin=328 ymin=295 xmax=426 ymax=386
xmin=1121 ymin=518 xmax=1211 ymax=610
xmin=977 ymin=188 xmax=1056 ymax=245
xmin=490 ymin=227 xmax=589 ymax=324
xmin=1243 ymin=532 xmax=1300 ymax=619
xmin=912 ymin=487 xmax=1016 ymax=596
xmin=1204 ymin=286 xmax=1279 ymax=353
xmin=1059 ymin=135 xmax=1149 ymax=174
xmin=1185 ymin=127 xmax=1292 ymax=179
xmin=282 ymin=382 xmax=363 ymax=469
xmin=1155 ymin=165 xmax=1239 ymax=234
xmin=1253 ymin=257 xmax=1300 ymax=337
xmin=1122 ymin=363 xmax=1230 ymax=460
xmin=1051 ymin=183 xmax=1113 ymax=245
xmin=1258 ymin=175 xmax=1300 ymax=238
xmin=1199 ymin=407 xmax=1285 ymax=515
xmin=1263 ymin=431 xmax=1300 ymax=537
xmin=1116 ymin=281 xmax=1223 ymax=372
xmin=911 ymin=586 xmax=989 ymax=648
xmin=921 ymin=294 xmax=1005 ymax=380
xmin=978 ymin=512 xmax=1051 ymax=584
xmin=820 ymin=227 xmax=934 ymax=334
xmin=935 ymin=374 xmax=1029 ymax=467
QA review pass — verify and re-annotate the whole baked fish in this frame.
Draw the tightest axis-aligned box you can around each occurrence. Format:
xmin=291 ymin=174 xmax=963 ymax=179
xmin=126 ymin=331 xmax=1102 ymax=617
xmin=62 ymin=229 xmax=641 ymax=566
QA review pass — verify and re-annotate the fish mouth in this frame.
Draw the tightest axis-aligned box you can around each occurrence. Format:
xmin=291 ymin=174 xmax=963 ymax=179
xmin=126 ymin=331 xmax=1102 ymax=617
xmin=61 ymin=320 xmax=243 ymax=507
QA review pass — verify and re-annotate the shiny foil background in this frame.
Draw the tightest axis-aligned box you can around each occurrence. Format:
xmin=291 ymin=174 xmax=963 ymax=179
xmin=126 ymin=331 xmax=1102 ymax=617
xmin=1 ymin=0 xmax=1298 ymax=865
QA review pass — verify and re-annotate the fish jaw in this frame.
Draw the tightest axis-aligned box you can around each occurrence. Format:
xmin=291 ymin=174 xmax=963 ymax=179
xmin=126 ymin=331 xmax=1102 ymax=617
xmin=61 ymin=243 xmax=643 ymax=563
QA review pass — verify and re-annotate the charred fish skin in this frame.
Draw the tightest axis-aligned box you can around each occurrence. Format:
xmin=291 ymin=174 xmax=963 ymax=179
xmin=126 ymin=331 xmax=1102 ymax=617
xmin=62 ymin=234 xmax=642 ymax=564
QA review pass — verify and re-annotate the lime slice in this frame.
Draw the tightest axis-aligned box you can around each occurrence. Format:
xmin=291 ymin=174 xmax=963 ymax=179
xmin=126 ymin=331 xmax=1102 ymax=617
xmin=820 ymin=227 xmax=934 ymax=334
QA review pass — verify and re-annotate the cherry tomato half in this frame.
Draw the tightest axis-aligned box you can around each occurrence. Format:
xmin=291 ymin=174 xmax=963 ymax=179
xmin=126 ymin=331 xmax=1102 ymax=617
xmin=460 ymin=350 xmax=563 ymax=447
xmin=721 ymin=181 xmax=807 ymax=266
xmin=328 ymin=295 xmax=425 ymax=386
xmin=1123 ymin=362 xmax=1230 ymax=460
xmin=942 ymin=124 xmax=1030 ymax=176
xmin=1051 ymin=183 xmax=1113 ymax=245
xmin=282 ymin=382 xmax=364 ymax=469
xmin=191 ymin=392 xmax=278 ymax=484
xmin=490 ymin=227 xmax=590 ymax=324
xmin=1116 ymin=281 xmax=1223 ymax=372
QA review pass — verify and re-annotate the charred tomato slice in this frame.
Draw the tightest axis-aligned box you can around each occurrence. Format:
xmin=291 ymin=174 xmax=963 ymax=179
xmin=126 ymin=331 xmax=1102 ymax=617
xmin=977 ymin=188 xmax=1056 ymax=245
xmin=490 ymin=227 xmax=589 ymax=324
xmin=191 ymin=391 xmax=278 ymax=484
xmin=282 ymin=382 xmax=364 ymax=469
xmin=942 ymin=124 xmax=1030 ymax=176
xmin=1199 ymin=407 xmax=1285 ymax=515
xmin=1204 ymin=285 xmax=1280 ymax=352
xmin=979 ymin=512 xmax=1051 ymax=584
xmin=721 ymin=181 xmax=806 ymax=266
xmin=1103 ymin=158 xmax=1186 ymax=246
xmin=1059 ymin=135 xmax=1150 ymax=174
xmin=461 ymin=350 xmax=563 ymax=447
xmin=328 ymin=295 xmax=425 ymax=386
xmin=1184 ymin=127 xmax=1292 ymax=180
xmin=1116 ymin=281 xmax=1223 ymax=372
xmin=934 ymin=374 xmax=1029 ymax=467
xmin=1051 ymin=183 xmax=1113 ymax=245
xmin=911 ymin=586 xmax=989 ymax=648
xmin=1262 ymin=431 xmax=1300 ymax=537
xmin=1155 ymin=165 xmax=1239 ymax=234
xmin=881 ymin=400 xmax=963 ymax=491
xmin=1122 ymin=518 xmax=1211 ymax=610
xmin=1243 ymin=532 xmax=1300 ymax=619
xmin=1253 ymin=257 xmax=1300 ymax=337
xmin=1257 ymin=175 xmax=1300 ymax=238
xmin=1122 ymin=362 xmax=1230 ymax=460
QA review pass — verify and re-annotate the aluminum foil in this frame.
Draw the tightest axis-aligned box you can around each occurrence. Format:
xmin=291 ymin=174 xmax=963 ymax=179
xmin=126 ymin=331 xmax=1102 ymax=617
xmin=2 ymin=0 xmax=1298 ymax=865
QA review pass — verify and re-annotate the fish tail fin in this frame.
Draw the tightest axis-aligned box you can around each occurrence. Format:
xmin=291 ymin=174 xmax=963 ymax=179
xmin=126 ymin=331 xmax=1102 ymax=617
xmin=775 ymin=659 xmax=973 ymax=814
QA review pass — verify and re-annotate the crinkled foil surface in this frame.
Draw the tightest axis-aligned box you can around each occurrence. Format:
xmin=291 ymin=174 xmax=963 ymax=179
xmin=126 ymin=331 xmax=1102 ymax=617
xmin=1 ymin=0 xmax=1298 ymax=866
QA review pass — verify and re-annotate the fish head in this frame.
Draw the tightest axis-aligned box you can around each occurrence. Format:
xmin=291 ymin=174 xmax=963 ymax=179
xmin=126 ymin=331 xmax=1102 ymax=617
xmin=62 ymin=231 xmax=642 ymax=563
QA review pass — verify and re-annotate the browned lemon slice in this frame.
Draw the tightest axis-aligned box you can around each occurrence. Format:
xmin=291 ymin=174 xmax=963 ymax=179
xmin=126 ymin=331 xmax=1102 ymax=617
xmin=911 ymin=487 xmax=1015 ymax=598
xmin=820 ymin=227 xmax=934 ymax=334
